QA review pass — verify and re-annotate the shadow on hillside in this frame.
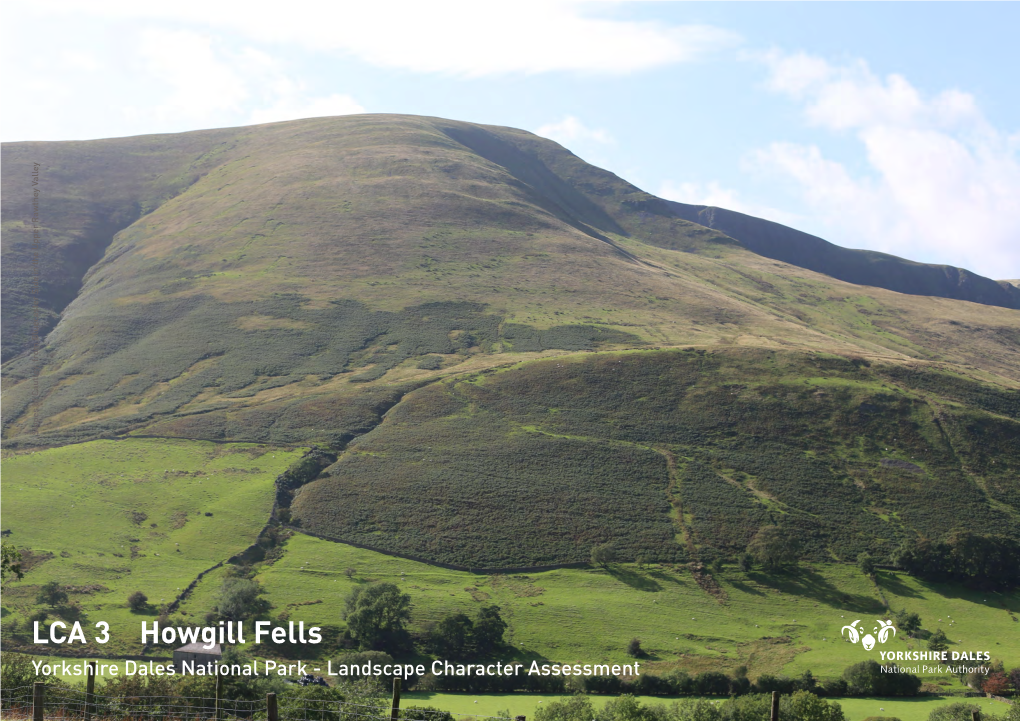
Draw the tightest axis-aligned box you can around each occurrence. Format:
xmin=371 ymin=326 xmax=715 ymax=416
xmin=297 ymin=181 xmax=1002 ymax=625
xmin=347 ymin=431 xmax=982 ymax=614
xmin=876 ymin=571 xmax=924 ymax=600
xmin=748 ymin=569 xmax=885 ymax=613
xmin=607 ymin=566 xmax=662 ymax=592
xmin=648 ymin=569 xmax=687 ymax=586
xmin=729 ymin=580 xmax=766 ymax=597
xmin=903 ymin=577 xmax=1020 ymax=612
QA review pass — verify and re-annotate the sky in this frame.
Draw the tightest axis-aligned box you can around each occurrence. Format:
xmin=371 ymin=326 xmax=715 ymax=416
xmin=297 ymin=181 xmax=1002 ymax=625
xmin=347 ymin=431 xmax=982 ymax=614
xmin=3 ymin=1 xmax=1019 ymax=280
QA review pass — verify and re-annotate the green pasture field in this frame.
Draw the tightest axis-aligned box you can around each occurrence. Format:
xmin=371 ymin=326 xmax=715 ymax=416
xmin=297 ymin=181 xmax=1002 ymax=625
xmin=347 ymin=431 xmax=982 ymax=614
xmin=174 ymin=532 xmax=1018 ymax=682
xmin=402 ymin=692 xmax=977 ymax=721
xmin=3 ymin=438 xmax=1017 ymax=683
xmin=1 ymin=438 xmax=307 ymax=655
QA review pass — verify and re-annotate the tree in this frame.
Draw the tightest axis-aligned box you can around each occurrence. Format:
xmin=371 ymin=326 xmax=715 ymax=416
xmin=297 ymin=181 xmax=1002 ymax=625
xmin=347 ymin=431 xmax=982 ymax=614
xmin=784 ymin=691 xmax=847 ymax=721
xmin=627 ymin=638 xmax=643 ymax=657
xmin=1 ymin=542 xmax=24 ymax=584
xmin=127 ymin=591 xmax=148 ymax=612
xmin=927 ymin=703 xmax=983 ymax=721
xmin=428 ymin=613 xmax=473 ymax=659
xmin=894 ymin=533 xmax=1020 ymax=590
xmin=798 ymin=669 xmax=817 ymax=691
xmin=37 ymin=580 xmax=68 ymax=607
xmin=344 ymin=567 xmax=356 ymax=580
xmin=216 ymin=577 xmax=269 ymax=621
xmin=857 ymin=552 xmax=876 ymax=577
xmin=738 ymin=553 xmax=752 ymax=572
xmin=472 ymin=605 xmax=507 ymax=655
xmin=843 ymin=660 xmax=921 ymax=696
xmin=1009 ymin=667 xmax=1020 ymax=696
xmin=532 ymin=694 xmax=595 ymax=721
xmin=591 ymin=543 xmax=616 ymax=567
xmin=894 ymin=609 xmax=922 ymax=636
xmin=982 ymin=671 xmax=1010 ymax=695
xmin=927 ymin=629 xmax=949 ymax=653
xmin=343 ymin=582 xmax=412 ymax=652
xmin=747 ymin=526 xmax=801 ymax=571
xmin=1 ymin=653 xmax=44 ymax=691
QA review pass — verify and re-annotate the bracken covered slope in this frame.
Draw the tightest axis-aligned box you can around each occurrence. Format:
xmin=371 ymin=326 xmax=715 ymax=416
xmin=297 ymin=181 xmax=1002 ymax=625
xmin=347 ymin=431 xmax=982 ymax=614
xmin=2 ymin=114 xmax=1019 ymax=566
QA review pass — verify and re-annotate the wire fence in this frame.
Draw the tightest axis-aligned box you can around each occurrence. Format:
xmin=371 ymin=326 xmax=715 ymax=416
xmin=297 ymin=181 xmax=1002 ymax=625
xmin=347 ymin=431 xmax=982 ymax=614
xmin=0 ymin=683 xmax=519 ymax=721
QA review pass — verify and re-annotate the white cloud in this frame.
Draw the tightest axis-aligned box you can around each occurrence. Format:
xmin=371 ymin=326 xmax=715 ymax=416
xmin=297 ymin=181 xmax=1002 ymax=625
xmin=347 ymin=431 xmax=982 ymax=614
xmin=536 ymin=116 xmax=613 ymax=146
xmin=752 ymin=52 xmax=1020 ymax=278
xmin=59 ymin=50 xmax=103 ymax=72
xmin=119 ymin=29 xmax=365 ymax=132
xmin=34 ymin=0 xmax=740 ymax=77
xmin=127 ymin=29 xmax=250 ymax=125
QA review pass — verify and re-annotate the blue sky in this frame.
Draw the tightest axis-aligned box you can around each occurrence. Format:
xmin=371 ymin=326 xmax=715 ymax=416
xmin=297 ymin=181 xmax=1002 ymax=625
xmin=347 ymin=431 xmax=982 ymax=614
xmin=4 ymin=1 xmax=1018 ymax=279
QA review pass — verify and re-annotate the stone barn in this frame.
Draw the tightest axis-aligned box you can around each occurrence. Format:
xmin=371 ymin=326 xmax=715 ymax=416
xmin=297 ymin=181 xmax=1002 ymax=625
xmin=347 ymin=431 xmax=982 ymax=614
xmin=173 ymin=642 xmax=222 ymax=674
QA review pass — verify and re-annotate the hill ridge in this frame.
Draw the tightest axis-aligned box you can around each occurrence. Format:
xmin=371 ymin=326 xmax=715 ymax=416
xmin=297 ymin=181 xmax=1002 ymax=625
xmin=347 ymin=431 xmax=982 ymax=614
xmin=3 ymin=113 xmax=1019 ymax=454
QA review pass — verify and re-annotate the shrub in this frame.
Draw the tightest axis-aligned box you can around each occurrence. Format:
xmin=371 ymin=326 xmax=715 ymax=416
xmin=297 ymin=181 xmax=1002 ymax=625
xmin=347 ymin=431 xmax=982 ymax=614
xmin=36 ymin=580 xmax=68 ymax=607
xmin=927 ymin=704 xmax=983 ymax=721
xmin=668 ymin=698 xmax=723 ymax=721
xmin=1 ymin=542 xmax=23 ymax=583
xmin=1 ymin=652 xmax=50 ymax=696
xmin=754 ymin=675 xmax=795 ymax=695
xmin=784 ymin=691 xmax=847 ymax=721
xmin=332 ymin=651 xmax=396 ymax=680
xmin=127 ymin=591 xmax=148 ymax=611
xmin=416 ymin=356 xmax=444 ymax=371
xmin=627 ymin=638 xmax=643 ymax=658
xmin=858 ymin=552 xmax=876 ymax=576
xmin=842 ymin=660 xmax=921 ymax=696
xmin=928 ymin=629 xmax=949 ymax=653
xmin=692 ymin=671 xmax=731 ymax=696
xmin=533 ymin=694 xmax=596 ymax=721
xmin=585 ymin=675 xmax=625 ymax=694
xmin=597 ymin=694 xmax=662 ymax=721
xmin=216 ymin=577 xmax=269 ymax=621
xmin=402 ymin=707 xmax=454 ymax=721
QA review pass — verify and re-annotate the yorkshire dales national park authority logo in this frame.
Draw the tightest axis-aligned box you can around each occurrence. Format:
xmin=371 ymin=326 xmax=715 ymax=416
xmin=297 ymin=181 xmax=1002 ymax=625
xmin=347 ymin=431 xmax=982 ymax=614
xmin=842 ymin=619 xmax=896 ymax=651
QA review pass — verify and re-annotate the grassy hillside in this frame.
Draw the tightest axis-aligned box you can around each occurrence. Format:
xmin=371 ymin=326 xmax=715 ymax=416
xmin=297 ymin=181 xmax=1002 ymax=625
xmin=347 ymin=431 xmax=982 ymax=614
xmin=3 ymin=441 xmax=1017 ymax=675
xmin=4 ymin=115 xmax=1020 ymax=454
xmin=3 ymin=115 xmax=1019 ymax=685
xmin=121 ymin=531 xmax=1020 ymax=679
xmin=0 ymin=438 xmax=306 ymax=655
xmin=666 ymin=202 xmax=1020 ymax=309
xmin=291 ymin=348 xmax=1020 ymax=567
xmin=403 ymin=693 xmax=973 ymax=721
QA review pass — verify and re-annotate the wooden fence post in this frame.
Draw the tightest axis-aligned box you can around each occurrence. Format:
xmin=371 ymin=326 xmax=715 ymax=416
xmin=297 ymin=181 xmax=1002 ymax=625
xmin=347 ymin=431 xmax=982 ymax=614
xmin=390 ymin=677 xmax=401 ymax=721
xmin=33 ymin=682 xmax=44 ymax=721
xmin=267 ymin=692 xmax=278 ymax=721
xmin=215 ymin=671 xmax=223 ymax=721
xmin=85 ymin=661 xmax=96 ymax=721
xmin=770 ymin=691 xmax=779 ymax=721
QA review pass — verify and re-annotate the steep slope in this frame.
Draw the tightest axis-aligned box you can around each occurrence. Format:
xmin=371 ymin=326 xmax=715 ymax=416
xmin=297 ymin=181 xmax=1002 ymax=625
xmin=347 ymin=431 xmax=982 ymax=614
xmin=0 ymin=127 xmax=241 ymax=361
xmin=666 ymin=201 xmax=1020 ymax=309
xmin=2 ymin=114 xmax=1019 ymax=454
xmin=291 ymin=348 xmax=1020 ymax=567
